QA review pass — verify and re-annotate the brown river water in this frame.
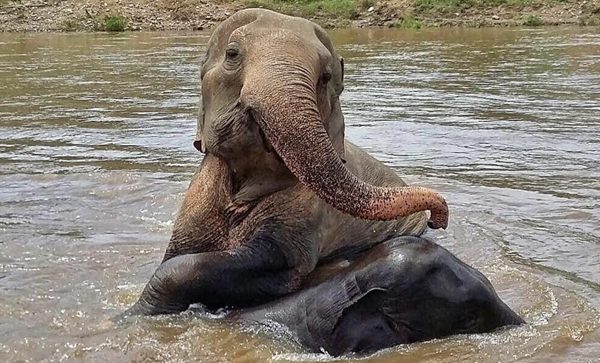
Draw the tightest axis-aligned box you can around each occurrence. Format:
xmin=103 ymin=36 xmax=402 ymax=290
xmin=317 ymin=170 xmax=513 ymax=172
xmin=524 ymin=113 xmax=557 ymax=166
xmin=1 ymin=27 xmax=599 ymax=362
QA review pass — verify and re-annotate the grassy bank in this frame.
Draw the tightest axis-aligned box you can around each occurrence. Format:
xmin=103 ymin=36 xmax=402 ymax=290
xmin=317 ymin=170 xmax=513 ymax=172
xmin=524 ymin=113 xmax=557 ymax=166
xmin=242 ymin=0 xmax=372 ymax=18
xmin=236 ymin=0 xmax=598 ymax=27
xmin=0 ymin=0 xmax=598 ymax=32
xmin=407 ymin=0 xmax=599 ymax=26
xmin=413 ymin=0 xmax=567 ymax=14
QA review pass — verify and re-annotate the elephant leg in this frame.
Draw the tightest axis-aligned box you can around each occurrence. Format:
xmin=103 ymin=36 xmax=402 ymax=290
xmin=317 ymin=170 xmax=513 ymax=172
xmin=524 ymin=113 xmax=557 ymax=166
xmin=126 ymin=235 xmax=296 ymax=316
xmin=162 ymin=154 xmax=233 ymax=262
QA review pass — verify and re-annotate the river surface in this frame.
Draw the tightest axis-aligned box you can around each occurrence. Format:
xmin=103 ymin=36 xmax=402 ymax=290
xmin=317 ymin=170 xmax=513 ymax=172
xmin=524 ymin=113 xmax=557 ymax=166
xmin=1 ymin=26 xmax=599 ymax=362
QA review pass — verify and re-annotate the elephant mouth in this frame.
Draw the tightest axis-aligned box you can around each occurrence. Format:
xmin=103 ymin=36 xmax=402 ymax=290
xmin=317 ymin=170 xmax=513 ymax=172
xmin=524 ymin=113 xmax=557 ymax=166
xmin=195 ymin=101 xmax=274 ymax=156
xmin=247 ymin=108 xmax=275 ymax=154
xmin=193 ymin=139 xmax=203 ymax=152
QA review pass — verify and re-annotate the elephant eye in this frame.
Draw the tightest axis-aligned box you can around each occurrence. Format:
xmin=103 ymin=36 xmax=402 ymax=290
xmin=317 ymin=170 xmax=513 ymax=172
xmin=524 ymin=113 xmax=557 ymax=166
xmin=225 ymin=43 xmax=240 ymax=60
xmin=321 ymin=71 xmax=332 ymax=84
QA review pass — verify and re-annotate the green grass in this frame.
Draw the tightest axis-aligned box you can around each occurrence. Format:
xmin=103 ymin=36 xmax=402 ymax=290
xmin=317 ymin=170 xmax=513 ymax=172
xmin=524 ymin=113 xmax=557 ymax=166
xmin=0 ymin=0 xmax=20 ymax=5
xmin=101 ymin=15 xmax=126 ymax=32
xmin=578 ymin=15 xmax=599 ymax=26
xmin=243 ymin=0 xmax=364 ymax=18
xmin=395 ymin=15 xmax=423 ymax=29
xmin=414 ymin=0 xmax=472 ymax=14
xmin=523 ymin=14 xmax=543 ymax=25
xmin=358 ymin=0 xmax=375 ymax=9
xmin=240 ymin=0 xmax=573 ymax=21
xmin=413 ymin=0 xmax=568 ymax=15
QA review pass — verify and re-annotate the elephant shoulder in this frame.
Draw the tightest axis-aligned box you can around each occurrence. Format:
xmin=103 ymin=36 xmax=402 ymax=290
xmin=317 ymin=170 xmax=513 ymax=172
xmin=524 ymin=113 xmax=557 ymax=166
xmin=343 ymin=141 xmax=407 ymax=188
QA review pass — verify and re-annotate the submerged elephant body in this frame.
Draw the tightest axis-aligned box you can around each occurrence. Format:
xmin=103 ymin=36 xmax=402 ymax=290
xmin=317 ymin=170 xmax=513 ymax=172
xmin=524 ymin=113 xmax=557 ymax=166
xmin=125 ymin=8 xmax=523 ymax=355
xmin=239 ymin=236 xmax=523 ymax=355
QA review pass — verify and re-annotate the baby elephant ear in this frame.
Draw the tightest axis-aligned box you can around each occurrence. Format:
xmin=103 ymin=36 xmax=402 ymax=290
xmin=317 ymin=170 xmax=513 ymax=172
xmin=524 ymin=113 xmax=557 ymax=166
xmin=328 ymin=289 xmax=407 ymax=356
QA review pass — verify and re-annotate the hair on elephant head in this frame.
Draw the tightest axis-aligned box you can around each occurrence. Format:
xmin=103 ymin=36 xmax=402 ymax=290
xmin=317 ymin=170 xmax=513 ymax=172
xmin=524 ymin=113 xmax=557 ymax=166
xmin=196 ymin=9 xmax=449 ymax=228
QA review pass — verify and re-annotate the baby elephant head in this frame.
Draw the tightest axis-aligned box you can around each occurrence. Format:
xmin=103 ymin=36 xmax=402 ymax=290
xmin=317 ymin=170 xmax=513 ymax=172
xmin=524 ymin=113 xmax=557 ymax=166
xmin=197 ymin=9 xmax=448 ymax=228
xmin=325 ymin=238 xmax=524 ymax=355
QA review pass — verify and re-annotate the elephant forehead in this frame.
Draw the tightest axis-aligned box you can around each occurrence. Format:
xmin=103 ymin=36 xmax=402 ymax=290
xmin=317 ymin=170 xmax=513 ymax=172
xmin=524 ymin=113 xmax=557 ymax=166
xmin=378 ymin=237 xmax=438 ymax=269
xmin=359 ymin=238 xmax=452 ymax=287
xmin=230 ymin=27 xmax=308 ymax=46
xmin=251 ymin=9 xmax=316 ymax=32
xmin=205 ymin=10 xmax=336 ymax=69
xmin=231 ymin=27 xmax=331 ymax=60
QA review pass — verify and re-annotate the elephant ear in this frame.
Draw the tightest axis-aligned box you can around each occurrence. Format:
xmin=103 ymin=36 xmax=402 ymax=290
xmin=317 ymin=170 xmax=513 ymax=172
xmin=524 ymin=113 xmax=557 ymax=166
xmin=313 ymin=26 xmax=346 ymax=162
xmin=300 ymin=275 xmax=389 ymax=354
xmin=328 ymin=288 xmax=409 ymax=355
xmin=324 ymin=97 xmax=346 ymax=162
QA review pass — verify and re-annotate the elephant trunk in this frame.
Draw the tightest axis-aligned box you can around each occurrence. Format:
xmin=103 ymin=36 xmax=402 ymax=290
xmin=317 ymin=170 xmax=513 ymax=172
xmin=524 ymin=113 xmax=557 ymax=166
xmin=241 ymin=63 xmax=448 ymax=229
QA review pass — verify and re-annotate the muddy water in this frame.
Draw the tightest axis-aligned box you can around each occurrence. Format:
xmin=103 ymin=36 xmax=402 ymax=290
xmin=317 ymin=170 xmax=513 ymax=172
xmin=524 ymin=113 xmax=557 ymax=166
xmin=0 ymin=27 xmax=599 ymax=362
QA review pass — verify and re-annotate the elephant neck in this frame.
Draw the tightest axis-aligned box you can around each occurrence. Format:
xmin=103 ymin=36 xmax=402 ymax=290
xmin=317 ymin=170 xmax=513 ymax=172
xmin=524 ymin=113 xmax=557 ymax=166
xmin=224 ymin=152 xmax=297 ymax=205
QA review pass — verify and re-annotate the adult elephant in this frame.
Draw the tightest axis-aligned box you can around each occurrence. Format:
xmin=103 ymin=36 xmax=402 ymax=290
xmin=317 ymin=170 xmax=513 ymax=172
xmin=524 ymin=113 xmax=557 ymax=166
xmin=124 ymin=9 xmax=523 ymax=354
xmin=127 ymin=8 xmax=449 ymax=316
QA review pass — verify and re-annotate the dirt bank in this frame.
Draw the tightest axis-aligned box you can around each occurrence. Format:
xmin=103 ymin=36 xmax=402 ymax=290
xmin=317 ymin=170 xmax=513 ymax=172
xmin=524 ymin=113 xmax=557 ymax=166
xmin=0 ymin=0 xmax=599 ymax=32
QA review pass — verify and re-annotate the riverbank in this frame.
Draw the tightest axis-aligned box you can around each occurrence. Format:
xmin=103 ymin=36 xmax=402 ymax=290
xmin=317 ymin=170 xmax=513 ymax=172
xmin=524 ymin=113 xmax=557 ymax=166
xmin=0 ymin=0 xmax=598 ymax=32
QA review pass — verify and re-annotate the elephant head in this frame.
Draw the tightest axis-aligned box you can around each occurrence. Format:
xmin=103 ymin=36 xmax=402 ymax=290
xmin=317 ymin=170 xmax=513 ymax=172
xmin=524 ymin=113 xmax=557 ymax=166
xmin=196 ymin=9 xmax=448 ymax=228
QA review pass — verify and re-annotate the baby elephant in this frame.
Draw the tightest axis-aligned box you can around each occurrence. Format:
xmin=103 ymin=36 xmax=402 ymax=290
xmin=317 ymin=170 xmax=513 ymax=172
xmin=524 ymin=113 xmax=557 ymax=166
xmin=238 ymin=237 xmax=524 ymax=356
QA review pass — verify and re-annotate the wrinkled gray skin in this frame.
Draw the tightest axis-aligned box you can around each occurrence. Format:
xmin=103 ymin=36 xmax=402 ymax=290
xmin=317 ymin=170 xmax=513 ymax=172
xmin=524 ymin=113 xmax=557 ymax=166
xmin=128 ymin=8 xmax=448 ymax=316
xmin=239 ymin=237 xmax=524 ymax=356
xmin=124 ymin=9 xmax=522 ymax=355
